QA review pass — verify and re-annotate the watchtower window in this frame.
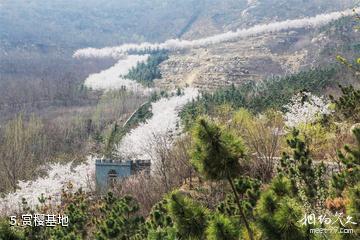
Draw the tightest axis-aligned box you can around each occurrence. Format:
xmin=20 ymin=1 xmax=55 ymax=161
xmin=107 ymin=169 xmax=118 ymax=188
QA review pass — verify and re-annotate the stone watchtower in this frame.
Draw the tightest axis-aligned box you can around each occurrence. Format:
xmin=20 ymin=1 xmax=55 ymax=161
xmin=95 ymin=159 xmax=151 ymax=192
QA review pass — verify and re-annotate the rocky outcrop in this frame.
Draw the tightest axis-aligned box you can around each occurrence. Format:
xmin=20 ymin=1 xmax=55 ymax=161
xmin=157 ymin=32 xmax=310 ymax=90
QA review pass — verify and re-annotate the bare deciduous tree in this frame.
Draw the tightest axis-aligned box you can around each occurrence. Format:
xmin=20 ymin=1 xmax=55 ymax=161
xmin=0 ymin=114 xmax=47 ymax=191
xmin=114 ymin=133 xmax=195 ymax=215
xmin=232 ymin=109 xmax=285 ymax=181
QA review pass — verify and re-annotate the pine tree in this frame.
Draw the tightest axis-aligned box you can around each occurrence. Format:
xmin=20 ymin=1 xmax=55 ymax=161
xmin=330 ymin=85 xmax=360 ymax=122
xmin=49 ymin=189 xmax=91 ymax=240
xmin=0 ymin=219 xmax=24 ymax=240
xmin=278 ymin=128 xmax=327 ymax=210
xmin=206 ymin=214 xmax=239 ymax=240
xmin=330 ymin=128 xmax=360 ymax=237
xmin=146 ymin=199 xmax=177 ymax=240
xmin=332 ymin=127 xmax=360 ymax=194
xmin=95 ymin=193 xmax=145 ymax=240
xmin=218 ymin=177 xmax=261 ymax=219
xmin=343 ymin=183 xmax=360 ymax=239
xmin=176 ymin=87 xmax=182 ymax=96
xmin=190 ymin=118 xmax=254 ymax=240
xmin=255 ymin=176 xmax=307 ymax=240
xmin=167 ymin=191 xmax=208 ymax=239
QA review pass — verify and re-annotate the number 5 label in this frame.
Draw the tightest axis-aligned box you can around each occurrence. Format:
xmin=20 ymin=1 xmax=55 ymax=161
xmin=9 ymin=216 xmax=17 ymax=226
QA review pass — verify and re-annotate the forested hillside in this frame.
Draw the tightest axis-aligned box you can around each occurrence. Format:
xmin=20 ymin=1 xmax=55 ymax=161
xmin=1 ymin=61 xmax=359 ymax=239
xmin=124 ymin=52 xmax=169 ymax=86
